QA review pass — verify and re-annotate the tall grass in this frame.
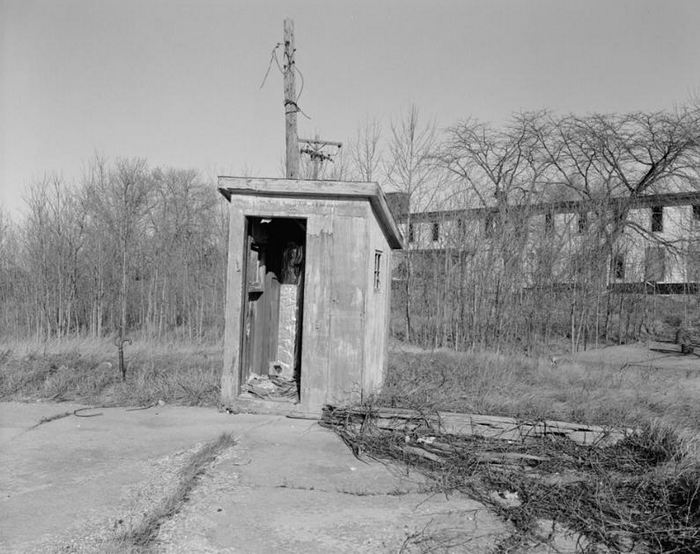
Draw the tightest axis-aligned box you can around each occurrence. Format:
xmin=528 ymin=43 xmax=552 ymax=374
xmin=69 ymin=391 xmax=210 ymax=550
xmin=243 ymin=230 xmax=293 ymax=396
xmin=380 ymin=344 xmax=700 ymax=435
xmin=0 ymin=337 xmax=221 ymax=407
xmin=2 ymin=335 xmax=698 ymax=440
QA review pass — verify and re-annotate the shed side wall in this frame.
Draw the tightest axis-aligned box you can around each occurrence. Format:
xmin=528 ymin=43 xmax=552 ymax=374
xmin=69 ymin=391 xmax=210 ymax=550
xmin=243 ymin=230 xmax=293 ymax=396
xmin=327 ymin=214 xmax=369 ymax=406
xmin=363 ymin=212 xmax=393 ymax=396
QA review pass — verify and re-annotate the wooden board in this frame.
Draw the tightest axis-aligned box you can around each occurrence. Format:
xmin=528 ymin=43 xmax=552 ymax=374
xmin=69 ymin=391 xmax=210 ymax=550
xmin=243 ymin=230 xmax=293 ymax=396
xmin=324 ymin=406 xmax=629 ymax=447
xmin=221 ymin=205 xmax=246 ymax=404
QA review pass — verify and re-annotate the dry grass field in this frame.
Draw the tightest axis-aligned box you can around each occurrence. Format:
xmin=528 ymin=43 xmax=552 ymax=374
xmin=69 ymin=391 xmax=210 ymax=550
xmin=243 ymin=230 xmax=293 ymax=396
xmin=381 ymin=340 xmax=700 ymax=437
xmin=1 ymin=336 xmax=698 ymax=436
xmin=0 ymin=337 xmax=221 ymax=408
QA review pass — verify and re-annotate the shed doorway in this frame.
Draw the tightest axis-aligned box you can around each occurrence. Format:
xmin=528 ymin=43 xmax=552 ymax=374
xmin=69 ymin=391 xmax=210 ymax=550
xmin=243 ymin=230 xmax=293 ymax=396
xmin=241 ymin=217 xmax=306 ymax=402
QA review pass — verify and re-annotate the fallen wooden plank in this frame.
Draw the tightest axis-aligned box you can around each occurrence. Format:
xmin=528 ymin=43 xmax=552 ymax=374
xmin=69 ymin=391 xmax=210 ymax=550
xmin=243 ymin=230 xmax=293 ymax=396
xmin=421 ymin=410 xmax=625 ymax=446
xmin=322 ymin=406 xmax=629 ymax=446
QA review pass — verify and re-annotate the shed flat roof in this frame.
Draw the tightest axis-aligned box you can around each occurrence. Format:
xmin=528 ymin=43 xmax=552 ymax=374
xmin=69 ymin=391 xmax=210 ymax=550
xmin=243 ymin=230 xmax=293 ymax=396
xmin=218 ymin=176 xmax=403 ymax=249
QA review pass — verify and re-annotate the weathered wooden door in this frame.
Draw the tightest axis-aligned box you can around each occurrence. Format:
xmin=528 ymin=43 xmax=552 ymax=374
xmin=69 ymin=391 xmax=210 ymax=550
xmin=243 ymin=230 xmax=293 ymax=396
xmin=240 ymin=217 xmax=305 ymax=397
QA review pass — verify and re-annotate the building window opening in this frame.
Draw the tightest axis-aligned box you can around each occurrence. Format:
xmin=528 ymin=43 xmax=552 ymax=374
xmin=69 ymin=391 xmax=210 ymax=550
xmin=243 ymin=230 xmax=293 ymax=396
xmin=693 ymin=204 xmax=700 ymax=221
xmin=484 ymin=212 xmax=495 ymax=238
xmin=613 ymin=204 xmax=625 ymax=224
xmin=545 ymin=211 xmax=554 ymax=234
xmin=651 ymin=206 xmax=664 ymax=232
xmin=408 ymin=222 xmax=415 ymax=243
xmin=613 ymin=253 xmax=625 ymax=280
xmin=645 ymin=246 xmax=665 ymax=282
xmin=431 ymin=222 xmax=440 ymax=242
xmin=373 ymin=250 xmax=382 ymax=291
xmin=578 ymin=212 xmax=588 ymax=234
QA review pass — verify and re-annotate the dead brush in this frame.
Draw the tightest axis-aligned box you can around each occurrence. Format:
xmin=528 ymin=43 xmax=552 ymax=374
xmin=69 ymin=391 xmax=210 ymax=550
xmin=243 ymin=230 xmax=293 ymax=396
xmin=322 ymin=406 xmax=700 ymax=553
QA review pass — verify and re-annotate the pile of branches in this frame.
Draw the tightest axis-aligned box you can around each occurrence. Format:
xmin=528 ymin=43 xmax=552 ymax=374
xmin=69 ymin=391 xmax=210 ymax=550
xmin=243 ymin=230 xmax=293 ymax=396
xmin=321 ymin=405 xmax=700 ymax=553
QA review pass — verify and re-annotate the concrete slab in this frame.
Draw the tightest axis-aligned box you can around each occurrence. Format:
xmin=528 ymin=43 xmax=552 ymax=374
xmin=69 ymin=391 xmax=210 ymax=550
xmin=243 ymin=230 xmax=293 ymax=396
xmin=0 ymin=401 xmax=507 ymax=553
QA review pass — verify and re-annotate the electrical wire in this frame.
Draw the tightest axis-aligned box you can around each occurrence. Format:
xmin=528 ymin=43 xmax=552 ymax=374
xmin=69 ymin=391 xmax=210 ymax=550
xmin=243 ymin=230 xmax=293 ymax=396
xmin=259 ymin=43 xmax=282 ymax=89
xmin=259 ymin=42 xmax=311 ymax=120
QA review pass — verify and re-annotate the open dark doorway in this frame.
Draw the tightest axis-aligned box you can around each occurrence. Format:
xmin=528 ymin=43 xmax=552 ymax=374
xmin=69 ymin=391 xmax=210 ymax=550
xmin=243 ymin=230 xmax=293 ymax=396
xmin=241 ymin=217 xmax=306 ymax=402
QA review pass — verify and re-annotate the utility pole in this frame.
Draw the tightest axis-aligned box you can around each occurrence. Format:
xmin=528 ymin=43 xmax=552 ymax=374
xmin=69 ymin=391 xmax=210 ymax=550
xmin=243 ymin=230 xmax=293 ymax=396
xmin=282 ymin=19 xmax=341 ymax=180
xmin=283 ymin=18 xmax=299 ymax=179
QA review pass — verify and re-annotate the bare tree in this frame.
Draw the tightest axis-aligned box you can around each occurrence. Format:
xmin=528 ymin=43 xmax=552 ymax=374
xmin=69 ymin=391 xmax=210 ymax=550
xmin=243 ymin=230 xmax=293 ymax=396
xmin=19 ymin=176 xmax=86 ymax=338
xmin=0 ymin=208 xmax=21 ymax=334
xmin=435 ymin=113 xmax=549 ymax=349
xmin=350 ymin=117 xmax=383 ymax=182
xmin=84 ymin=157 xmax=152 ymax=378
xmin=146 ymin=168 xmax=223 ymax=339
xmin=385 ymin=106 xmax=442 ymax=342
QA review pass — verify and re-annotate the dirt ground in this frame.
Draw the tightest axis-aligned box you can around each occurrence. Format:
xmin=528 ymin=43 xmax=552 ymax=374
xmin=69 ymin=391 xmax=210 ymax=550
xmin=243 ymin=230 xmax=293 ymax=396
xmin=0 ymin=401 xmax=508 ymax=553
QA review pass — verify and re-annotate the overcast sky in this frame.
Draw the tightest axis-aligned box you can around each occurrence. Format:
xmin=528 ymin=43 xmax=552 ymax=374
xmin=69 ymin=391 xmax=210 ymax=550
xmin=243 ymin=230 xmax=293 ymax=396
xmin=2 ymin=0 xmax=699 ymax=215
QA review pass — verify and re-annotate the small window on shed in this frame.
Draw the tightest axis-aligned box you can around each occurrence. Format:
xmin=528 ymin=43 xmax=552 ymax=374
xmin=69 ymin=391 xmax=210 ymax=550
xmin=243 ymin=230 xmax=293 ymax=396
xmin=408 ymin=223 xmax=415 ymax=243
xmin=373 ymin=250 xmax=382 ymax=292
xmin=651 ymin=206 xmax=664 ymax=232
xmin=693 ymin=204 xmax=700 ymax=221
xmin=431 ymin=222 xmax=440 ymax=242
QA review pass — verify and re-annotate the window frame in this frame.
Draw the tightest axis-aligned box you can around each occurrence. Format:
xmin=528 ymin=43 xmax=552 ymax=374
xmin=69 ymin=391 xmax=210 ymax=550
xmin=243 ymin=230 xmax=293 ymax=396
xmin=544 ymin=211 xmax=554 ymax=234
xmin=613 ymin=252 xmax=625 ymax=280
xmin=577 ymin=211 xmax=588 ymax=234
xmin=651 ymin=206 xmax=664 ymax=233
xmin=373 ymin=250 xmax=383 ymax=292
xmin=484 ymin=212 xmax=495 ymax=238
xmin=431 ymin=222 xmax=440 ymax=242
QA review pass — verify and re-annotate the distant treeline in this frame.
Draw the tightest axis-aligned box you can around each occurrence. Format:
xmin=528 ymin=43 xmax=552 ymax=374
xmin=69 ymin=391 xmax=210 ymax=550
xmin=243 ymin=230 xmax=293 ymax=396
xmin=0 ymin=157 xmax=228 ymax=341
xmin=1 ymin=105 xmax=699 ymax=351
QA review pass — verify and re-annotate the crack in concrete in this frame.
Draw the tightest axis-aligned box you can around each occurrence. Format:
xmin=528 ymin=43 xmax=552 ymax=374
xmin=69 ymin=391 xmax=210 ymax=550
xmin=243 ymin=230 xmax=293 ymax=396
xmin=25 ymin=410 xmax=74 ymax=432
xmin=238 ymin=481 xmax=420 ymax=497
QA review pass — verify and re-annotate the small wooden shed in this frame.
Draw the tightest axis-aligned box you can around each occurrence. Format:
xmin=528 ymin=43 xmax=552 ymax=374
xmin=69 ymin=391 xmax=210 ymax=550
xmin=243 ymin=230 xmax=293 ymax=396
xmin=218 ymin=177 xmax=403 ymax=413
